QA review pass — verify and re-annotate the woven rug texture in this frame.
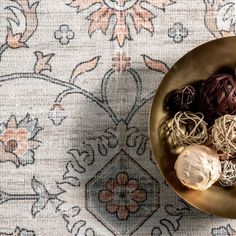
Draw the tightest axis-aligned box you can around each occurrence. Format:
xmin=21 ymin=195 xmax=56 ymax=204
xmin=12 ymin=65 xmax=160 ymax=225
xmin=0 ymin=0 xmax=235 ymax=235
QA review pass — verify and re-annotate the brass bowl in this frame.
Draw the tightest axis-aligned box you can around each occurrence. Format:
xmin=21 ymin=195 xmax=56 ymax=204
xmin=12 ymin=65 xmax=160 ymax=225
xmin=149 ymin=36 xmax=236 ymax=218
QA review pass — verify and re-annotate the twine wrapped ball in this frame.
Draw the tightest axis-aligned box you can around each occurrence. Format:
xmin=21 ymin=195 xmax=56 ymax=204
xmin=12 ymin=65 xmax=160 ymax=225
xmin=199 ymin=73 xmax=236 ymax=123
xmin=219 ymin=160 xmax=236 ymax=187
xmin=211 ymin=115 xmax=236 ymax=160
xmin=165 ymin=85 xmax=196 ymax=112
xmin=175 ymin=144 xmax=221 ymax=190
xmin=169 ymin=111 xmax=208 ymax=147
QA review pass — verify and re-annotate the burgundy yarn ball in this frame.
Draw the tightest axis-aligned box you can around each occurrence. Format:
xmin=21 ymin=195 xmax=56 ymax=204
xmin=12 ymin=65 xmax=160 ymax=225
xmin=199 ymin=73 xmax=236 ymax=123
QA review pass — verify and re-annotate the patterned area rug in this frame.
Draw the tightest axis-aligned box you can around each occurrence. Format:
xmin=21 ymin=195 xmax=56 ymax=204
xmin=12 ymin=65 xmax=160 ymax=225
xmin=0 ymin=0 xmax=235 ymax=235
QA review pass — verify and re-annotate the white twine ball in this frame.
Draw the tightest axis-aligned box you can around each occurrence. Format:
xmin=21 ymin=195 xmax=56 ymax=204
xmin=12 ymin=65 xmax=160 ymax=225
xmin=219 ymin=160 xmax=236 ymax=187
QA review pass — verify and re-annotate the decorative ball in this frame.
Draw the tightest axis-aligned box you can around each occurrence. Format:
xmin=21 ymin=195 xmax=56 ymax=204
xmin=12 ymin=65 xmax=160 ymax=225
xmin=175 ymin=144 xmax=221 ymax=190
xmin=219 ymin=160 xmax=236 ymax=187
xmin=199 ymin=73 xmax=236 ymax=123
xmin=165 ymin=85 xmax=196 ymax=112
xmin=169 ymin=111 xmax=208 ymax=147
xmin=211 ymin=115 xmax=236 ymax=160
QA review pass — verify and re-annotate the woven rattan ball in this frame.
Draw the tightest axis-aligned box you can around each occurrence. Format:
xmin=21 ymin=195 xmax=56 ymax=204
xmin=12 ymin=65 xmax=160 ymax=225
xmin=199 ymin=73 xmax=236 ymax=123
xmin=169 ymin=111 xmax=208 ymax=147
xmin=211 ymin=115 xmax=236 ymax=159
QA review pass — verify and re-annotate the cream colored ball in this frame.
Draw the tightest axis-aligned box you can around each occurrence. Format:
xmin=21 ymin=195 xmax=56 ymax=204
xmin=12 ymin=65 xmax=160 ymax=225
xmin=174 ymin=144 xmax=221 ymax=191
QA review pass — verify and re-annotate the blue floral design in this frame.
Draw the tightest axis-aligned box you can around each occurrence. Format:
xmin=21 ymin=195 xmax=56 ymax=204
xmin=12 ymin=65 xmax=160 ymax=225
xmin=168 ymin=22 xmax=188 ymax=43
xmin=0 ymin=226 xmax=35 ymax=236
xmin=212 ymin=224 xmax=236 ymax=236
xmin=19 ymin=228 xmax=35 ymax=236
xmin=54 ymin=25 xmax=75 ymax=45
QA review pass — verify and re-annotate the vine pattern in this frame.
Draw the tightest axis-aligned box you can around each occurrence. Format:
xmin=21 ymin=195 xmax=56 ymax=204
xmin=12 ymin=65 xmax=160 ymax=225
xmin=0 ymin=50 xmax=170 ymax=235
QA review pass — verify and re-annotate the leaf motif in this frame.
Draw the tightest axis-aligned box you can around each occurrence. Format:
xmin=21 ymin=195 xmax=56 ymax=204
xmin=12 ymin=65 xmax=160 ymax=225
xmin=18 ymin=113 xmax=42 ymax=139
xmin=67 ymin=149 xmax=87 ymax=172
xmin=63 ymin=161 xmax=82 ymax=182
xmin=31 ymin=176 xmax=49 ymax=197
xmin=97 ymin=137 xmax=107 ymax=156
xmin=31 ymin=195 xmax=49 ymax=217
xmin=111 ymin=14 xmax=131 ymax=47
xmin=143 ymin=55 xmax=169 ymax=74
xmin=6 ymin=27 xmax=27 ymax=49
xmin=6 ymin=114 xmax=17 ymax=128
xmin=31 ymin=177 xmax=50 ymax=217
xmin=126 ymin=126 xmax=149 ymax=155
xmin=69 ymin=56 xmax=100 ymax=83
xmin=63 ymin=207 xmax=85 ymax=233
xmin=34 ymin=51 xmax=55 ymax=74
xmin=20 ymin=1 xmax=39 ymax=42
xmin=64 ymin=206 xmax=81 ymax=218
xmin=0 ymin=190 xmax=10 ymax=205
xmin=19 ymin=150 xmax=35 ymax=166
xmin=9 ymin=0 xmax=39 ymax=43
xmin=6 ymin=6 xmax=21 ymax=29
xmin=131 ymin=5 xmax=154 ymax=33
xmin=88 ymin=6 xmax=112 ymax=35
xmin=137 ymin=135 xmax=149 ymax=155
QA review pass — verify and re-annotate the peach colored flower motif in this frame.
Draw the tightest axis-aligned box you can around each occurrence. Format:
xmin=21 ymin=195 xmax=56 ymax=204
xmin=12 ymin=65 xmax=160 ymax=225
xmin=99 ymin=172 xmax=147 ymax=220
xmin=6 ymin=28 xmax=28 ymax=49
xmin=0 ymin=114 xmax=42 ymax=167
xmin=112 ymin=52 xmax=131 ymax=72
xmin=203 ymin=0 xmax=235 ymax=38
xmin=68 ymin=0 xmax=174 ymax=47
xmin=1 ymin=128 xmax=31 ymax=157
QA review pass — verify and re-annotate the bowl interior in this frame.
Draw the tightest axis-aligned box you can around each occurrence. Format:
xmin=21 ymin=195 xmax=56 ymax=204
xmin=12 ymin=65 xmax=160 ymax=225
xmin=149 ymin=36 xmax=236 ymax=218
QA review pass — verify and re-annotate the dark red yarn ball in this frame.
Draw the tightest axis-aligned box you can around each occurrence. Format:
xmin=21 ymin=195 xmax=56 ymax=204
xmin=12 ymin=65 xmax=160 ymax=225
xmin=199 ymin=73 xmax=236 ymax=123
xmin=165 ymin=85 xmax=196 ymax=112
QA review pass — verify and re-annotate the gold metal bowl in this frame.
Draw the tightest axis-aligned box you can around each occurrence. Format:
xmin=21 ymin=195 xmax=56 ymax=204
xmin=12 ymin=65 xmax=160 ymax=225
xmin=149 ymin=36 xmax=236 ymax=218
